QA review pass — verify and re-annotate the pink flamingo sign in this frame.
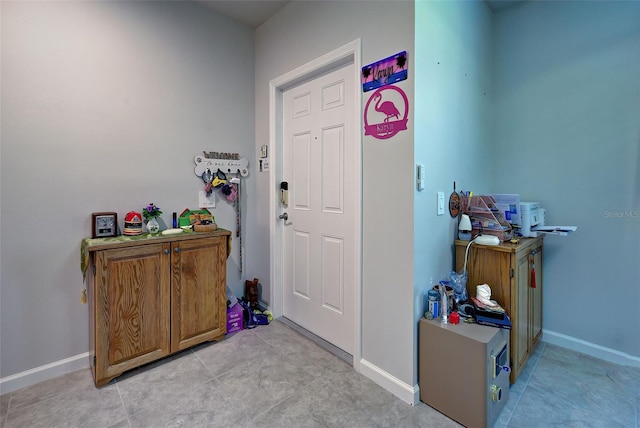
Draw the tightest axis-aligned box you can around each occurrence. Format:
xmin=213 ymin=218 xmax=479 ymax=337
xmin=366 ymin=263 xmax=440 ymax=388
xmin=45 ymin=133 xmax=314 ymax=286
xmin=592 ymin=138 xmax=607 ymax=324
xmin=363 ymin=85 xmax=409 ymax=140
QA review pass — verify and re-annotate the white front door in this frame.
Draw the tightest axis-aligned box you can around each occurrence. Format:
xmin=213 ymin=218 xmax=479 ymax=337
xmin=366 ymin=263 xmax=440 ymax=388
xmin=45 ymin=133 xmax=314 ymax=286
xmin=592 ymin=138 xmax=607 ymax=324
xmin=281 ymin=62 xmax=356 ymax=354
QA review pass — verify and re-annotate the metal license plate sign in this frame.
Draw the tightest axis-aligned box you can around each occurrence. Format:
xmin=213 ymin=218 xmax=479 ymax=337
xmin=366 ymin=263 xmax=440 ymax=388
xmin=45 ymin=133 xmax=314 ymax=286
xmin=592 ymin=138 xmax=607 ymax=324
xmin=361 ymin=51 xmax=408 ymax=92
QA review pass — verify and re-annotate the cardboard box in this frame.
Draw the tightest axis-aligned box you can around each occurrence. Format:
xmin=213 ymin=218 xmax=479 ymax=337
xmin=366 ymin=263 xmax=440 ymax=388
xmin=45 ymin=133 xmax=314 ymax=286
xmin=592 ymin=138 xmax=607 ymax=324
xmin=226 ymin=303 xmax=243 ymax=334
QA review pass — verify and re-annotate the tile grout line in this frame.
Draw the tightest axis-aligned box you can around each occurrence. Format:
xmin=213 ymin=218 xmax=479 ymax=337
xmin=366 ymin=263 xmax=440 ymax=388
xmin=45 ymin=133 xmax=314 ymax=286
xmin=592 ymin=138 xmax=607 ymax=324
xmin=250 ymin=376 xmax=325 ymax=423
xmin=503 ymin=343 xmax=546 ymax=427
xmin=241 ymin=323 xmax=348 ymax=424
xmin=190 ymin=347 xmax=218 ymax=382
xmin=192 ymin=329 xmax=269 ymax=383
xmin=115 ymin=382 xmax=132 ymax=427
xmin=191 ymin=329 xmax=285 ymax=403
xmin=227 ymin=326 xmax=291 ymax=423
xmin=2 ymin=393 xmax=12 ymax=427
xmin=113 ymin=349 xmax=216 ymax=423
xmin=635 ymin=393 xmax=638 ymax=428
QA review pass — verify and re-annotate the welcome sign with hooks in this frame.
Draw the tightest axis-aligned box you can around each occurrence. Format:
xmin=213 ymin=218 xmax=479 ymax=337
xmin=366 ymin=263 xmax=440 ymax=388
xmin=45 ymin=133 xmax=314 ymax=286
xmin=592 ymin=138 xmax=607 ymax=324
xmin=194 ymin=152 xmax=249 ymax=178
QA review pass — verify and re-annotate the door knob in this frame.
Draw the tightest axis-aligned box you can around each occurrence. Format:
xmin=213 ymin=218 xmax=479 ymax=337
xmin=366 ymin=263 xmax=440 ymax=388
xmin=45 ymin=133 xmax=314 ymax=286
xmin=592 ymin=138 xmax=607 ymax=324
xmin=279 ymin=212 xmax=288 ymax=221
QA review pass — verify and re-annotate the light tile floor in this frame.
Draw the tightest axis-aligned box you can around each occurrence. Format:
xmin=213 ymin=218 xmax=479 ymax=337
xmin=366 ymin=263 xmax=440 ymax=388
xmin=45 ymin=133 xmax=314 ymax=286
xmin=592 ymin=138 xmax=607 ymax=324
xmin=1 ymin=319 xmax=638 ymax=427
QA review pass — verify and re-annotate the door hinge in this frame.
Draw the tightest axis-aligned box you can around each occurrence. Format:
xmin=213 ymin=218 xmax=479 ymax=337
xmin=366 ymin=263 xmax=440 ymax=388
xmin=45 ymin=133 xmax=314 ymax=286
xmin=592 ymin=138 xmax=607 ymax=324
xmin=93 ymin=355 xmax=96 ymax=366
xmin=92 ymin=264 xmax=96 ymax=276
xmin=509 ymin=268 xmax=514 ymax=278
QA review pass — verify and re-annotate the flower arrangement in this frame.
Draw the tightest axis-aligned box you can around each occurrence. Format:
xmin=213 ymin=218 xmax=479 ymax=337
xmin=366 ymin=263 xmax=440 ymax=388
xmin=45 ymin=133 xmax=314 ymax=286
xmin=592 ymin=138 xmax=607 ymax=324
xmin=143 ymin=203 xmax=162 ymax=221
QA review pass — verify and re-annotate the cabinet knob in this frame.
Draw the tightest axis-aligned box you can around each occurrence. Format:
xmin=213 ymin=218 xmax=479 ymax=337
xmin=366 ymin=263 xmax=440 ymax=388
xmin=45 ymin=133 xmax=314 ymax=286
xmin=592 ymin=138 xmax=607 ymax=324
xmin=164 ymin=249 xmax=170 ymax=255
xmin=174 ymin=247 xmax=180 ymax=253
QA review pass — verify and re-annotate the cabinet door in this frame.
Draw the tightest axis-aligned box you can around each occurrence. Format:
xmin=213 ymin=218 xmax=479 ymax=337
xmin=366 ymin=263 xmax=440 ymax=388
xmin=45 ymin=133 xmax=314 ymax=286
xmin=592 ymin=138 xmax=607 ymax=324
xmin=171 ymin=236 xmax=227 ymax=352
xmin=530 ymin=245 xmax=543 ymax=348
xmin=513 ymin=252 xmax=530 ymax=380
xmin=95 ymin=243 xmax=171 ymax=385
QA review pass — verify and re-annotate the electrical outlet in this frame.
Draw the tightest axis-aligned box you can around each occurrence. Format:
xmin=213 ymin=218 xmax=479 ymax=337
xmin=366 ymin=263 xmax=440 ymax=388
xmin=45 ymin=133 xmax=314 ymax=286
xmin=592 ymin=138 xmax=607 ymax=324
xmin=199 ymin=191 xmax=215 ymax=208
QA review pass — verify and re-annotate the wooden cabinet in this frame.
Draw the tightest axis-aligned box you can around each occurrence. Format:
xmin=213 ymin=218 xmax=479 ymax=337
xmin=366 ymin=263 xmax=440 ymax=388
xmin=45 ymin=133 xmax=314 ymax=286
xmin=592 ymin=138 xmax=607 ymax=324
xmin=455 ymin=236 xmax=543 ymax=383
xmin=86 ymin=231 xmax=230 ymax=386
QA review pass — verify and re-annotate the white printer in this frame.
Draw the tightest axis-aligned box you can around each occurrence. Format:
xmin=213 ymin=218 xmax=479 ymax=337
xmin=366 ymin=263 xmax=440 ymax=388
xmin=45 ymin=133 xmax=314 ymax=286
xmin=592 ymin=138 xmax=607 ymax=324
xmin=520 ymin=202 xmax=543 ymax=237
xmin=491 ymin=195 xmax=573 ymax=237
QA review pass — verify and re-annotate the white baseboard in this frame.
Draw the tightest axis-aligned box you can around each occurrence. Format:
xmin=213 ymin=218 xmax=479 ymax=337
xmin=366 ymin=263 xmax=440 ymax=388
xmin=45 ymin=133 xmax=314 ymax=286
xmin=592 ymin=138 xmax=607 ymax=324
xmin=0 ymin=353 xmax=90 ymax=395
xmin=358 ymin=358 xmax=419 ymax=405
xmin=542 ymin=329 xmax=640 ymax=367
xmin=4 ymin=331 xmax=636 ymax=397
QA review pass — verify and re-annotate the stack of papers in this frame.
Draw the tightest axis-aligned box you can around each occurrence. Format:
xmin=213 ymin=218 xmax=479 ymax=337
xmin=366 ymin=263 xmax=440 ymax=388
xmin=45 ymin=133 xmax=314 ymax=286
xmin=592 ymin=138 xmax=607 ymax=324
xmin=533 ymin=226 xmax=577 ymax=236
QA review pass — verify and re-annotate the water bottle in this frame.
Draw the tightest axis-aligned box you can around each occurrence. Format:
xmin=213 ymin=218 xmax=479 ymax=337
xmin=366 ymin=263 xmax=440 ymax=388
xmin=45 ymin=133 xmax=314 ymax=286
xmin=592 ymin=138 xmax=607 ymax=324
xmin=428 ymin=290 xmax=439 ymax=319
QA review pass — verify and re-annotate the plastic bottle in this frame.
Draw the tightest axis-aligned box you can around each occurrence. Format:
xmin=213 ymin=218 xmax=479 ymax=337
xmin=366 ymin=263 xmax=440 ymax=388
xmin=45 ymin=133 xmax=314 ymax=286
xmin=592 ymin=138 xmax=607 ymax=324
xmin=440 ymin=286 xmax=448 ymax=324
xmin=428 ymin=290 xmax=439 ymax=319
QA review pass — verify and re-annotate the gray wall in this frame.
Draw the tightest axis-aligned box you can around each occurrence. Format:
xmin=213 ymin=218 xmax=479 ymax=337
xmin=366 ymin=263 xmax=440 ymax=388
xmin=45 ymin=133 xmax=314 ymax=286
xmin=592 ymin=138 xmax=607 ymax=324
xmin=413 ymin=0 xmax=494 ymax=382
xmin=0 ymin=1 xmax=255 ymax=381
xmin=492 ymin=0 xmax=640 ymax=358
xmin=253 ymin=0 xmax=416 ymax=390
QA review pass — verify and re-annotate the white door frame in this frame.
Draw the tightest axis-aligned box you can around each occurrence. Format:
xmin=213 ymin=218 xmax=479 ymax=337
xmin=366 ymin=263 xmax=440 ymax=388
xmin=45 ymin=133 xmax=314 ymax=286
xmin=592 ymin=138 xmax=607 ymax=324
xmin=268 ymin=39 xmax=362 ymax=371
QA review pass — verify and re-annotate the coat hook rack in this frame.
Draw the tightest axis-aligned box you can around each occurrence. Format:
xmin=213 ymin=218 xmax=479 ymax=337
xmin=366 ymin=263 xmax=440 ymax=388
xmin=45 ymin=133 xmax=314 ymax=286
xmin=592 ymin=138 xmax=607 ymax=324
xmin=193 ymin=151 xmax=248 ymax=274
xmin=194 ymin=152 xmax=249 ymax=178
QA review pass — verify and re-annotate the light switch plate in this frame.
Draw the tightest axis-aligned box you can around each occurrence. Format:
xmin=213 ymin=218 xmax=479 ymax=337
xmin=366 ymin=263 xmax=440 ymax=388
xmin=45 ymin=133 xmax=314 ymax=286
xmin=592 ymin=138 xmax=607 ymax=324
xmin=416 ymin=164 xmax=425 ymax=191
xmin=437 ymin=192 xmax=445 ymax=215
